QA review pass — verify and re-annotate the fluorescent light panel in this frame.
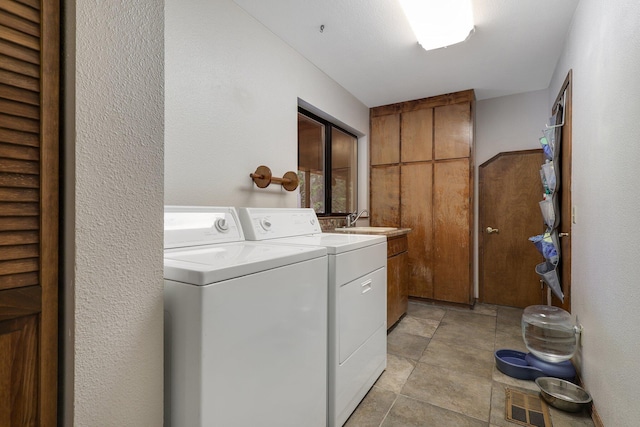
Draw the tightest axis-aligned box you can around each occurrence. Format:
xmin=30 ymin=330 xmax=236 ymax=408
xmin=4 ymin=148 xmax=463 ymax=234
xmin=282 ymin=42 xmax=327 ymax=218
xmin=399 ymin=0 xmax=474 ymax=51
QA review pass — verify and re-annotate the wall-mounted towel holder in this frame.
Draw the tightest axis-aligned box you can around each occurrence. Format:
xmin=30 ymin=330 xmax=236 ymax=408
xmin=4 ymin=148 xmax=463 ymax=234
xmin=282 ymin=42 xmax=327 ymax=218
xmin=250 ymin=165 xmax=299 ymax=191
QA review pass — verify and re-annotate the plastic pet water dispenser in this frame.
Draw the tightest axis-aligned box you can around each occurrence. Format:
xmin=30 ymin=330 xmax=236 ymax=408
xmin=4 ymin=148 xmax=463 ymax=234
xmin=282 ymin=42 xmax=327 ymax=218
xmin=495 ymin=305 xmax=582 ymax=381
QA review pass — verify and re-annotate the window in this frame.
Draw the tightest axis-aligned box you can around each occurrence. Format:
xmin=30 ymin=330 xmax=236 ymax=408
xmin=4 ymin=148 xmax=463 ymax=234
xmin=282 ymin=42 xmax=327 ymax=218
xmin=297 ymin=108 xmax=358 ymax=215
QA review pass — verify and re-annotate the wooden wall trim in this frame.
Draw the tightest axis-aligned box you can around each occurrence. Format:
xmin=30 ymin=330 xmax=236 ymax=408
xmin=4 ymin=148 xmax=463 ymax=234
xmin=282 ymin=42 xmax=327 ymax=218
xmin=39 ymin=0 xmax=61 ymax=425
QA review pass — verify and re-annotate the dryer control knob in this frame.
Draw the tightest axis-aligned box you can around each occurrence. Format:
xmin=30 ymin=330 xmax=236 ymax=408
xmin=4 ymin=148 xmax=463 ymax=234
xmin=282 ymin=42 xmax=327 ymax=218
xmin=214 ymin=218 xmax=229 ymax=233
xmin=260 ymin=218 xmax=272 ymax=231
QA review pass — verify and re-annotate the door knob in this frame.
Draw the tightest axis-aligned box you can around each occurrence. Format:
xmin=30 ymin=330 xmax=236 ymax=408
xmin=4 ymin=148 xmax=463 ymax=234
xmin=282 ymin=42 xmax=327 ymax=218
xmin=486 ymin=227 xmax=499 ymax=234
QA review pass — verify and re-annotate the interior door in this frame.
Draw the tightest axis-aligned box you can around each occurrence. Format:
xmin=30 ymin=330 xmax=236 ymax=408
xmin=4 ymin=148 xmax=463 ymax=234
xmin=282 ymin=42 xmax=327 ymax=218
xmin=0 ymin=0 xmax=60 ymax=425
xmin=479 ymin=150 xmax=545 ymax=308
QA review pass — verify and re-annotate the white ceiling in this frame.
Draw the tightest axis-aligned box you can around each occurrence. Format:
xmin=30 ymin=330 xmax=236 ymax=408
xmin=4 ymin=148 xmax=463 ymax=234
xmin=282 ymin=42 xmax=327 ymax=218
xmin=231 ymin=0 xmax=579 ymax=107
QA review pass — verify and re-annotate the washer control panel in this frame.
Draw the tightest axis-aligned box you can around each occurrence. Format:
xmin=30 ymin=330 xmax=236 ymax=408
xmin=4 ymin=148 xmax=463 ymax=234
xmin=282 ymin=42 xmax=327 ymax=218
xmin=164 ymin=206 xmax=243 ymax=249
xmin=237 ymin=208 xmax=322 ymax=240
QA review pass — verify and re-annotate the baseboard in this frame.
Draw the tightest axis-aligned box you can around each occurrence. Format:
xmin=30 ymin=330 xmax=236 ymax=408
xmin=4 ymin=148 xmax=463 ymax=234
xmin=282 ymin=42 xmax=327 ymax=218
xmin=590 ymin=404 xmax=604 ymax=427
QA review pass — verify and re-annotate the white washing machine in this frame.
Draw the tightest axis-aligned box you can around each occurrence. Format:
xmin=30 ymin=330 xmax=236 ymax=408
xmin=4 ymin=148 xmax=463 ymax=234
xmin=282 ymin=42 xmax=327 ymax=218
xmin=237 ymin=207 xmax=387 ymax=427
xmin=163 ymin=206 xmax=328 ymax=427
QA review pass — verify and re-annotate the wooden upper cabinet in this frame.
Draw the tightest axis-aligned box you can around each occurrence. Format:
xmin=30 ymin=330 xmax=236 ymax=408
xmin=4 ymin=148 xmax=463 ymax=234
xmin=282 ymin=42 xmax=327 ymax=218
xmin=434 ymin=102 xmax=471 ymax=159
xmin=370 ymin=114 xmax=399 ymax=165
xmin=401 ymin=108 xmax=433 ymax=163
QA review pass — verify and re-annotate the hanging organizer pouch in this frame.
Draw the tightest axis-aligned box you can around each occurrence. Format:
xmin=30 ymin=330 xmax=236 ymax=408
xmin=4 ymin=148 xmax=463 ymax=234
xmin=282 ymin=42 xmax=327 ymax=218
xmin=529 ymin=229 xmax=560 ymax=264
xmin=538 ymin=193 xmax=560 ymax=230
xmin=536 ymin=260 xmax=564 ymax=302
xmin=541 ymin=160 xmax=557 ymax=193
xmin=539 ymin=135 xmax=553 ymax=160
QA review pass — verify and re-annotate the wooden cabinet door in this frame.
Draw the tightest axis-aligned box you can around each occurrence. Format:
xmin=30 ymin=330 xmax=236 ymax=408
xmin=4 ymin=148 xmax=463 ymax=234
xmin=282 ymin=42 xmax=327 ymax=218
xmin=434 ymin=103 xmax=471 ymax=160
xmin=401 ymin=108 xmax=432 ymax=163
xmin=386 ymin=235 xmax=408 ymax=329
xmin=387 ymin=251 xmax=400 ymax=328
xmin=370 ymin=114 xmax=399 ymax=165
xmin=0 ymin=0 xmax=60 ymax=425
xmin=0 ymin=287 xmax=40 ymax=426
xmin=400 ymin=162 xmax=433 ymax=298
xmin=433 ymin=159 xmax=472 ymax=304
xmin=370 ymin=165 xmax=399 ymax=227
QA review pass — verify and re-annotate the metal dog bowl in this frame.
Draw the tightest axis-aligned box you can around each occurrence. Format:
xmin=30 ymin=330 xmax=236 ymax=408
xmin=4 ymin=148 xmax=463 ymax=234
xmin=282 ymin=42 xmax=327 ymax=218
xmin=535 ymin=377 xmax=592 ymax=412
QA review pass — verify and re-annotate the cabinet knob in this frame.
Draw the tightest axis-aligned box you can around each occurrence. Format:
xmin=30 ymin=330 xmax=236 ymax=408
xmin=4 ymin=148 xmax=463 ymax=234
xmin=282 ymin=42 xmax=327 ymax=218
xmin=486 ymin=227 xmax=499 ymax=234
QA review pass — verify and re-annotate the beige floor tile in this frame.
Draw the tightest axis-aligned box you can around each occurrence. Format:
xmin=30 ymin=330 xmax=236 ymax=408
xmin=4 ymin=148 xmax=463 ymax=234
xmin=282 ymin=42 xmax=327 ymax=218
xmin=496 ymin=305 xmax=524 ymax=325
xmin=494 ymin=329 xmax=528 ymax=353
xmin=381 ymin=395 xmax=488 ymax=427
xmin=491 ymin=364 xmax=539 ymax=392
xmin=390 ymin=315 xmax=440 ymax=338
xmin=387 ymin=329 xmax=430 ymax=361
xmin=419 ymin=339 xmax=495 ymax=379
xmin=375 ymin=353 xmax=416 ymax=393
xmin=344 ymin=386 xmax=397 ymax=427
xmin=472 ymin=303 xmax=498 ymax=317
xmin=442 ymin=309 xmax=498 ymax=330
xmin=406 ymin=301 xmax=447 ymax=322
xmin=495 ymin=320 xmax=522 ymax=338
xmin=400 ymin=363 xmax=493 ymax=422
xmin=548 ymin=406 xmax=595 ymax=427
xmin=431 ymin=321 xmax=496 ymax=352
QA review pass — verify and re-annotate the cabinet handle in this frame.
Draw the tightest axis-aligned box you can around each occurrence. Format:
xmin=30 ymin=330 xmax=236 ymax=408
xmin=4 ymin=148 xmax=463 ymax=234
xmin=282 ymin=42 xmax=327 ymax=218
xmin=361 ymin=279 xmax=372 ymax=294
xmin=559 ymin=232 xmax=569 ymax=237
xmin=486 ymin=227 xmax=499 ymax=234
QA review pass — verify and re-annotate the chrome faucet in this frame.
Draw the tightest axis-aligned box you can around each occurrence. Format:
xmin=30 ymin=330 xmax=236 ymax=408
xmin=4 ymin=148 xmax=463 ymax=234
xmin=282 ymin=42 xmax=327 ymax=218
xmin=346 ymin=210 xmax=368 ymax=227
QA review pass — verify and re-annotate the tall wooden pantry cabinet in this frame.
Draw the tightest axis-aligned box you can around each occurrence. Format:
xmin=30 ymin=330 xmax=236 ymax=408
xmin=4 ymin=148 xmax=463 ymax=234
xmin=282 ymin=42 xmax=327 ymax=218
xmin=370 ymin=90 xmax=474 ymax=305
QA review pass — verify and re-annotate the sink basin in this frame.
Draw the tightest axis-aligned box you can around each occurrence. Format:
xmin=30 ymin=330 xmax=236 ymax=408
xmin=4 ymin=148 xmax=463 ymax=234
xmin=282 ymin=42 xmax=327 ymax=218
xmin=334 ymin=226 xmax=398 ymax=233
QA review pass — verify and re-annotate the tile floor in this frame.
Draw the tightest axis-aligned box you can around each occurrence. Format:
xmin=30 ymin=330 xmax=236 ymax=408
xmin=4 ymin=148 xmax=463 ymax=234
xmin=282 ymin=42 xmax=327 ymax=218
xmin=344 ymin=300 xmax=595 ymax=427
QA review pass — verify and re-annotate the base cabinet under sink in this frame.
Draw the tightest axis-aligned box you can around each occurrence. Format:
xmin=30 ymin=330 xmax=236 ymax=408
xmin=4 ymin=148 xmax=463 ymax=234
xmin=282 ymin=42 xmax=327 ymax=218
xmin=387 ymin=234 xmax=409 ymax=328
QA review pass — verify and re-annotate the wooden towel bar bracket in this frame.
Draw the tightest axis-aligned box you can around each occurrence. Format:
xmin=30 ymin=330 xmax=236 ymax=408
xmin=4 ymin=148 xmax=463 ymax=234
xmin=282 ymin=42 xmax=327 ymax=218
xmin=250 ymin=165 xmax=299 ymax=191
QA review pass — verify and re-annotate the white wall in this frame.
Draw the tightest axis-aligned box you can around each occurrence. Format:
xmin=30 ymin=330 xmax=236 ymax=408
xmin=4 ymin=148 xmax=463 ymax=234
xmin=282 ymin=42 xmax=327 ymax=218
xmin=64 ymin=1 xmax=165 ymax=425
xmin=165 ymin=0 xmax=370 ymax=211
xmin=473 ymin=90 xmax=550 ymax=296
xmin=549 ymin=0 xmax=640 ymax=424
xmin=475 ymin=90 xmax=550 ymax=166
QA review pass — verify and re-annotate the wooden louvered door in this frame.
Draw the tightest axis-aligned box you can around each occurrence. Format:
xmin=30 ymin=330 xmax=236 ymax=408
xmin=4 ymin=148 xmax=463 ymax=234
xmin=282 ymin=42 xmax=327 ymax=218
xmin=0 ymin=0 xmax=59 ymax=426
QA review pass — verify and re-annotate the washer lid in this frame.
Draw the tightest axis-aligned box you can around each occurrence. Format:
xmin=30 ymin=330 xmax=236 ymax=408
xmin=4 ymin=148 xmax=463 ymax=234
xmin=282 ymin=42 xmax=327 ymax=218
xmin=164 ymin=242 xmax=326 ymax=285
xmin=268 ymin=233 xmax=385 ymax=254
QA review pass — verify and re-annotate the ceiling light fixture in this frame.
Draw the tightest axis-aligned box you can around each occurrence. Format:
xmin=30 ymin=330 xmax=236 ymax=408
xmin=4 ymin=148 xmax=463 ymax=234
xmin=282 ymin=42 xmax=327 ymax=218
xmin=398 ymin=0 xmax=475 ymax=51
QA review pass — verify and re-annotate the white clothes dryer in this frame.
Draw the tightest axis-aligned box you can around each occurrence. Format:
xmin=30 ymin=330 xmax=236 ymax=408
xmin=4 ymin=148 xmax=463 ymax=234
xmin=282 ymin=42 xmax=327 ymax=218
xmin=237 ymin=207 xmax=387 ymax=427
xmin=163 ymin=206 xmax=328 ymax=427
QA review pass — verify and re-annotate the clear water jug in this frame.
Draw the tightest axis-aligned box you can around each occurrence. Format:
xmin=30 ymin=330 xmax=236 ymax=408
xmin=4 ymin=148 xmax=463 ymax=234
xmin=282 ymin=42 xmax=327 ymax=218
xmin=522 ymin=305 xmax=579 ymax=363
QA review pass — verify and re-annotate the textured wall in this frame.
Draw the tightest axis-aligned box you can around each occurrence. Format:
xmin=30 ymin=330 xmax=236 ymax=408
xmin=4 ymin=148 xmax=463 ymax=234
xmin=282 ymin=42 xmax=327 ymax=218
xmin=69 ymin=1 xmax=165 ymax=425
xmin=549 ymin=0 xmax=640 ymax=424
xmin=164 ymin=0 xmax=370 ymax=209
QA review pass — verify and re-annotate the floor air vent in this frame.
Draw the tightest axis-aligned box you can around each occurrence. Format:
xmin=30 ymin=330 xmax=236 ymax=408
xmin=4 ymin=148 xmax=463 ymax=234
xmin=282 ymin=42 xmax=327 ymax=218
xmin=505 ymin=388 xmax=552 ymax=427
